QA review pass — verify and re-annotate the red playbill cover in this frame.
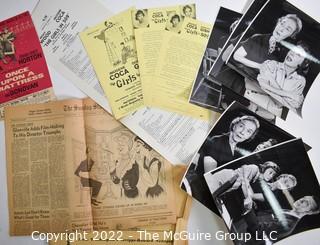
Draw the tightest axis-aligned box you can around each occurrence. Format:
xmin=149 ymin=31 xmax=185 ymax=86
xmin=0 ymin=11 xmax=54 ymax=119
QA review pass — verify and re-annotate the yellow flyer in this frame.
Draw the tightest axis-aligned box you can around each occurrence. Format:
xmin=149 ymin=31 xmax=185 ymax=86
xmin=132 ymin=4 xmax=196 ymax=30
xmin=80 ymin=8 xmax=143 ymax=119
xmin=134 ymin=4 xmax=197 ymax=107
xmin=144 ymin=18 xmax=213 ymax=120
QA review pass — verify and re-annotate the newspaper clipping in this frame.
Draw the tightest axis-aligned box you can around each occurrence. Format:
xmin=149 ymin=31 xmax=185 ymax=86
xmin=5 ymin=98 xmax=176 ymax=235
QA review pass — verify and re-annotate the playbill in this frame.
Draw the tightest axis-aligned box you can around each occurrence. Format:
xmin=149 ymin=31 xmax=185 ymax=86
xmin=4 ymin=98 xmax=176 ymax=235
xmin=32 ymin=0 xmax=113 ymax=113
xmin=0 ymin=12 xmax=54 ymax=120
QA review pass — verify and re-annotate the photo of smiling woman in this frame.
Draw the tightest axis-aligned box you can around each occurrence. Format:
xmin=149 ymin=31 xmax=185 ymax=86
xmin=181 ymin=101 xmax=297 ymax=213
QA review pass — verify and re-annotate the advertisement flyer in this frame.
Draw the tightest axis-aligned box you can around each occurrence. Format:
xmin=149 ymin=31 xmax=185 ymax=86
xmin=80 ymin=9 xmax=143 ymax=119
xmin=0 ymin=11 xmax=54 ymax=119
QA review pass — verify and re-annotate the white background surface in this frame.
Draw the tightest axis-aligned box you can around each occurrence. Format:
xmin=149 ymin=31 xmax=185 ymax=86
xmin=0 ymin=0 xmax=320 ymax=244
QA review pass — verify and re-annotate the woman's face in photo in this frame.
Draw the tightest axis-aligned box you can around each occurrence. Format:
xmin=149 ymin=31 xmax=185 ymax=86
xmin=137 ymin=12 xmax=144 ymax=22
xmin=273 ymin=17 xmax=297 ymax=41
xmin=172 ymin=17 xmax=180 ymax=27
xmin=184 ymin=7 xmax=192 ymax=17
xmin=263 ymin=168 xmax=276 ymax=182
xmin=293 ymin=196 xmax=316 ymax=213
xmin=231 ymin=119 xmax=257 ymax=143
xmin=284 ymin=47 xmax=305 ymax=68
xmin=277 ymin=175 xmax=296 ymax=190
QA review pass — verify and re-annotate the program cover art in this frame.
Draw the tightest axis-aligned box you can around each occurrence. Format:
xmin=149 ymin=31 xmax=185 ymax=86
xmin=0 ymin=11 xmax=53 ymax=118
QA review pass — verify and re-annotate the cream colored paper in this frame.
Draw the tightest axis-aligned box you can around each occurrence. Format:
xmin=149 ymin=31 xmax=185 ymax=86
xmin=48 ymin=165 xmax=191 ymax=245
xmin=5 ymin=98 xmax=176 ymax=236
xmin=132 ymin=4 xmax=196 ymax=30
xmin=80 ymin=9 xmax=143 ymax=119
xmin=138 ymin=18 xmax=212 ymax=120
xmin=134 ymin=4 xmax=196 ymax=105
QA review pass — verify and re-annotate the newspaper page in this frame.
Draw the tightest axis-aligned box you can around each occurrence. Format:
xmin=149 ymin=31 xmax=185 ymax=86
xmin=82 ymin=98 xmax=176 ymax=230
xmin=0 ymin=11 xmax=55 ymax=120
xmin=5 ymin=99 xmax=92 ymax=235
xmin=48 ymin=165 xmax=191 ymax=245
xmin=145 ymin=18 xmax=213 ymax=120
xmin=31 ymin=0 xmax=113 ymax=113
xmin=5 ymin=98 xmax=176 ymax=236
xmin=80 ymin=9 xmax=144 ymax=119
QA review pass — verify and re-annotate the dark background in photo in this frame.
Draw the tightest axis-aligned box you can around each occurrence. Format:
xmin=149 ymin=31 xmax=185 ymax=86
xmin=227 ymin=0 xmax=320 ymax=107
xmin=189 ymin=2 xmax=287 ymax=121
xmin=204 ymin=102 xmax=296 ymax=152
xmin=189 ymin=7 xmax=242 ymax=111
xmin=208 ymin=0 xmax=269 ymax=79
xmin=208 ymin=139 xmax=320 ymax=244
xmin=181 ymin=101 xmax=298 ymax=214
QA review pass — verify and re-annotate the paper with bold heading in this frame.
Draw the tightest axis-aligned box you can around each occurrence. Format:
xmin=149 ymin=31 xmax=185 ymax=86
xmin=32 ymin=0 xmax=113 ymax=113
xmin=138 ymin=18 xmax=213 ymax=120
xmin=0 ymin=11 xmax=55 ymax=120
xmin=33 ymin=2 xmax=216 ymax=166
xmin=132 ymin=4 xmax=196 ymax=30
xmin=80 ymin=8 xmax=143 ymax=119
xmin=5 ymin=98 xmax=176 ymax=235
xmin=134 ymin=4 xmax=197 ymax=107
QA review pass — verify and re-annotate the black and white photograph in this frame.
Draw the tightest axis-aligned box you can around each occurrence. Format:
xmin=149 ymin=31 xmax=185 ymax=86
xmin=188 ymin=5 xmax=282 ymax=121
xmin=203 ymin=0 xmax=290 ymax=120
xmin=180 ymin=4 xmax=196 ymax=19
xmin=165 ymin=12 xmax=183 ymax=34
xmin=226 ymin=0 xmax=320 ymax=117
xmin=132 ymin=9 xmax=150 ymax=29
xmin=189 ymin=7 xmax=242 ymax=112
xmin=204 ymin=138 xmax=320 ymax=244
xmin=180 ymin=101 xmax=300 ymax=213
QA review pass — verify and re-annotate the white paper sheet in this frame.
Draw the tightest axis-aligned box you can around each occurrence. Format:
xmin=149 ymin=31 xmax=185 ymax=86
xmin=32 ymin=0 xmax=113 ymax=112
